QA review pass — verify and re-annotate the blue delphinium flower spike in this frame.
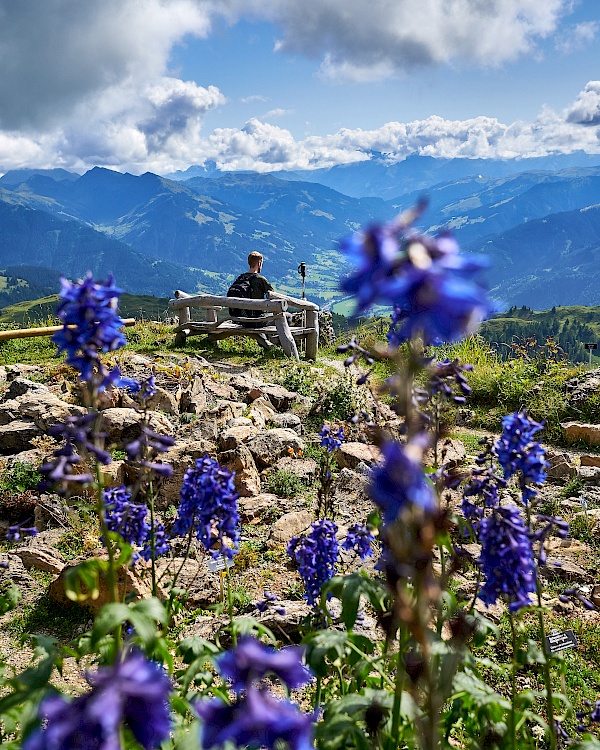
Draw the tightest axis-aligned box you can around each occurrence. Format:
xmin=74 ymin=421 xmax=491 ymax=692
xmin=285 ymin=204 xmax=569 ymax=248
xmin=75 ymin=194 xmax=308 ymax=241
xmin=287 ymin=519 xmax=338 ymax=606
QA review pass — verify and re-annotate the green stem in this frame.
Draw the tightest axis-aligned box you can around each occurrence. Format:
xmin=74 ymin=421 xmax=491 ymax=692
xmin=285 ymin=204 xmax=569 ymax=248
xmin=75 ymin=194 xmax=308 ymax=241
xmin=509 ymin=614 xmax=518 ymax=750
xmin=314 ymin=676 xmax=322 ymax=712
xmin=225 ymin=559 xmax=236 ymax=646
xmin=536 ymin=579 xmax=556 ymax=750
xmin=148 ymin=476 xmax=157 ymax=597
xmin=390 ymin=627 xmax=406 ymax=750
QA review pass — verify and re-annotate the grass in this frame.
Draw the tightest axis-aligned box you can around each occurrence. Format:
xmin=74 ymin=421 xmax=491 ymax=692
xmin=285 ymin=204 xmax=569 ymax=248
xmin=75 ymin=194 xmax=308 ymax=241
xmin=2 ymin=594 xmax=91 ymax=641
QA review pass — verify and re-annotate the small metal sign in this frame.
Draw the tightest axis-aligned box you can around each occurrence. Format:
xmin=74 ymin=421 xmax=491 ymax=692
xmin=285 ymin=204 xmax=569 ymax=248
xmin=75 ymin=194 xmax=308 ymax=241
xmin=584 ymin=343 xmax=598 ymax=350
xmin=545 ymin=629 xmax=578 ymax=654
xmin=207 ymin=556 xmax=234 ymax=573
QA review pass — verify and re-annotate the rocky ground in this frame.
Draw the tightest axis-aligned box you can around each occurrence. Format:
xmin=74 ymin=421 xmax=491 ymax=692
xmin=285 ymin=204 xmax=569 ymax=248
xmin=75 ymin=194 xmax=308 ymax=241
xmin=2 ymin=351 xmax=600 ymax=698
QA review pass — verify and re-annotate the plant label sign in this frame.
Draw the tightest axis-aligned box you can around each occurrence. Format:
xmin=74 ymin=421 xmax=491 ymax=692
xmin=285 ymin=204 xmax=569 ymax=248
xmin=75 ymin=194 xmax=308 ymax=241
xmin=545 ymin=629 xmax=578 ymax=654
xmin=584 ymin=343 xmax=598 ymax=350
xmin=207 ymin=556 xmax=234 ymax=573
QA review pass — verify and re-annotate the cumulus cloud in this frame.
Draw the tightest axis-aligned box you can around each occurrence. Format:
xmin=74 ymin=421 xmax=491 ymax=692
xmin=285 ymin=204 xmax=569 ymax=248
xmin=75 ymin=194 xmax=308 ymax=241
xmin=192 ymin=83 xmax=600 ymax=172
xmin=565 ymin=81 xmax=600 ymax=126
xmin=225 ymin=0 xmax=569 ymax=81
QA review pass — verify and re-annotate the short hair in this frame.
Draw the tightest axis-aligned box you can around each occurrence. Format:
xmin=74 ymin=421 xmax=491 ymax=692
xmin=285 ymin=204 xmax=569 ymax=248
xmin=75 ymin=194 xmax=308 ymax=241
xmin=248 ymin=251 xmax=263 ymax=266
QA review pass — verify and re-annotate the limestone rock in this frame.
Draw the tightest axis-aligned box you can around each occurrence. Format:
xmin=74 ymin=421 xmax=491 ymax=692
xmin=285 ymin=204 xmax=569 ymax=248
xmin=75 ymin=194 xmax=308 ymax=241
xmin=0 ymin=420 xmax=42 ymax=454
xmin=145 ymin=387 xmax=178 ymax=415
xmin=16 ymin=391 xmax=86 ymax=431
xmin=578 ymin=466 xmax=600 ymax=486
xmin=205 ymin=379 xmax=238 ymax=401
xmin=247 ymin=397 xmax=276 ymax=428
xmin=562 ymin=421 xmax=600 ymax=446
xmin=218 ymin=425 xmax=257 ymax=452
xmin=566 ymin=368 xmax=600 ymax=409
xmin=99 ymin=460 xmax=127 ymax=489
xmin=269 ymin=509 xmax=313 ymax=545
xmin=248 ymin=384 xmax=298 ymax=411
xmin=247 ymin=429 xmax=305 ymax=468
xmin=101 ymin=408 xmax=174 ymax=443
xmin=16 ymin=545 xmax=65 ymax=575
xmin=227 ymin=417 xmax=254 ymax=428
xmin=34 ymin=494 xmax=71 ymax=531
xmin=272 ymin=455 xmax=318 ymax=485
xmin=218 ymin=444 xmax=261 ymax=497
xmin=545 ymin=447 xmax=577 ymax=481
xmin=3 ymin=377 xmax=49 ymax=399
xmin=541 ymin=557 xmax=592 ymax=584
xmin=49 ymin=553 xmax=153 ymax=612
xmin=335 ymin=442 xmax=382 ymax=470
xmin=156 ymin=557 xmax=220 ymax=609
xmin=267 ymin=413 xmax=302 ymax=433
xmin=257 ymin=600 xmax=311 ymax=641
xmin=177 ymin=375 xmax=207 ymax=415
xmin=206 ymin=400 xmax=245 ymax=429
xmin=156 ymin=439 xmax=215 ymax=507
xmin=238 ymin=493 xmax=281 ymax=523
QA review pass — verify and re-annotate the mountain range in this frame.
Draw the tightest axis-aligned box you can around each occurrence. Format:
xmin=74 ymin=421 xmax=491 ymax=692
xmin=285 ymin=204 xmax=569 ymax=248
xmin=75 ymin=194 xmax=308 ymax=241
xmin=0 ymin=151 xmax=599 ymax=310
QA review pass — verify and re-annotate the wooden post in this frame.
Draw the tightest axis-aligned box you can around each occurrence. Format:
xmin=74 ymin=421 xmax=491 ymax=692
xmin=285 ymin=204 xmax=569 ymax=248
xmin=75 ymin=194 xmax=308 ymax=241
xmin=274 ymin=312 xmax=299 ymax=360
xmin=305 ymin=309 xmax=319 ymax=360
xmin=0 ymin=318 xmax=136 ymax=342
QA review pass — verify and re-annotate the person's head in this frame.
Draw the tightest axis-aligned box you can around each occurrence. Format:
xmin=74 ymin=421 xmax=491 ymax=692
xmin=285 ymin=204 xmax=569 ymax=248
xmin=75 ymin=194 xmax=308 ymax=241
xmin=248 ymin=251 xmax=263 ymax=273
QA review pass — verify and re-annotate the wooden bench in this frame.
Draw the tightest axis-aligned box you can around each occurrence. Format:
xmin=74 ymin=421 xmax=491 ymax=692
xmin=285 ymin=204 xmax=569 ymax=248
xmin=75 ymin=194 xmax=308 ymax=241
xmin=168 ymin=290 xmax=320 ymax=361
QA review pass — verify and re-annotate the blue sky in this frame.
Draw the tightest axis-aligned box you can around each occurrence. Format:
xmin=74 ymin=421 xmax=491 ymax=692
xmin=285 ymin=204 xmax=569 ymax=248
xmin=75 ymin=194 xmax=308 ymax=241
xmin=171 ymin=2 xmax=600 ymax=137
xmin=0 ymin=0 xmax=598 ymax=175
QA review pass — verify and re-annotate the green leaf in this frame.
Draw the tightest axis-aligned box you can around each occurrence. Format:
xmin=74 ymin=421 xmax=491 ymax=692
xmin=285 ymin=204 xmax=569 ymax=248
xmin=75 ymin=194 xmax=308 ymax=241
xmin=322 ymin=572 xmax=390 ymax=630
xmin=63 ymin=558 xmax=107 ymax=603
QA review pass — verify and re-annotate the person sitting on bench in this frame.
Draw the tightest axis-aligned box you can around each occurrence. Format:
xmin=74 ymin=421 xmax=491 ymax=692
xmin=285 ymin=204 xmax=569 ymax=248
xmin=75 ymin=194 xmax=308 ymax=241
xmin=228 ymin=251 xmax=275 ymax=350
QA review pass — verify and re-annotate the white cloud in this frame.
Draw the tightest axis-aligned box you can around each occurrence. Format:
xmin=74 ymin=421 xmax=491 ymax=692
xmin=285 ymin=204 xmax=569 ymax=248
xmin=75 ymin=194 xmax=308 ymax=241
xmin=555 ymin=20 xmax=598 ymax=54
xmin=263 ymin=108 xmax=293 ymax=119
xmin=565 ymin=81 xmax=600 ymax=126
xmin=241 ymin=94 xmax=268 ymax=104
xmin=193 ymin=83 xmax=600 ymax=172
xmin=225 ymin=0 xmax=569 ymax=81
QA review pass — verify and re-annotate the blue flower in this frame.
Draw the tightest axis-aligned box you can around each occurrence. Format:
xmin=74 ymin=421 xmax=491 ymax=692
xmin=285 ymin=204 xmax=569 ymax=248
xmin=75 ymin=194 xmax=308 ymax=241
xmin=342 ymin=524 xmax=375 ymax=560
xmin=287 ymin=519 xmax=338 ymax=606
xmin=140 ymin=523 xmax=170 ymax=562
xmin=369 ymin=436 xmax=437 ymax=523
xmin=23 ymin=649 xmax=172 ymax=750
xmin=477 ymin=505 xmax=537 ymax=612
xmin=173 ymin=455 xmax=240 ymax=559
xmin=196 ymin=687 xmax=314 ymax=750
xmin=196 ymin=638 xmax=313 ymax=750
xmin=118 ymin=377 xmax=141 ymax=394
xmin=52 ymin=273 xmax=127 ymax=389
xmin=319 ymin=425 xmax=345 ymax=453
xmin=125 ymin=426 xmax=174 ymax=478
xmin=495 ymin=410 xmax=548 ymax=503
xmin=103 ymin=486 xmax=150 ymax=551
xmin=6 ymin=523 xmax=38 ymax=543
xmin=217 ymin=637 xmax=311 ymax=694
xmin=339 ymin=205 xmax=492 ymax=345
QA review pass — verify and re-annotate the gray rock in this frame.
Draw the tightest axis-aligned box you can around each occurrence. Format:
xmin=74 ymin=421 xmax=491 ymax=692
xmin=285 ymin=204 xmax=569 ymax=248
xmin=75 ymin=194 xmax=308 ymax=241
xmin=541 ymin=557 xmax=592 ymax=584
xmin=0 ymin=420 xmax=42 ymax=454
xmin=562 ymin=421 xmax=600 ymax=446
xmin=545 ymin=447 xmax=577 ymax=481
xmin=269 ymin=509 xmax=313 ymax=545
xmin=267 ymin=413 xmax=302 ymax=433
xmin=156 ymin=557 xmax=220 ymax=609
xmin=157 ymin=439 xmax=215 ymax=508
xmin=579 ymin=466 xmax=600 ymax=485
xmin=238 ymin=493 xmax=281 ymax=523
xmin=218 ymin=425 xmax=257 ymax=452
xmin=101 ymin=408 xmax=174 ymax=443
xmin=34 ymin=494 xmax=71 ymax=531
xmin=144 ymin=387 xmax=178 ymax=415
xmin=335 ymin=442 xmax=382 ymax=470
xmin=177 ymin=375 xmax=207 ymax=415
xmin=16 ymin=391 xmax=86 ymax=431
xmin=219 ymin=444 xmax=261 ymax=497
xmin=247 ymin=429 xmax=305 ymax=468
xmin=205 ymin=400 xmax=245 ymax=428
xmin=16 ymin=545 xmax=65 ymax=575
xmin=272 ymin=455 xmax=319 ymax=484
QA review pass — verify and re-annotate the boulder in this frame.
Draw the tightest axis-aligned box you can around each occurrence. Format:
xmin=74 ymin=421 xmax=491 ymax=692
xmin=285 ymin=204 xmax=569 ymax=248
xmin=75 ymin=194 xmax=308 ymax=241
xmin=562 ymin=421 xmax=600 ymax=446
xmin=248 ymin=384 xmax=298 ymax=412
xmin=269 ymin=509 xmax=313 ymax=545
xmin=101 ymin=408 xmax=174 ymax=443
xmin=246 ymin=429 xmax=305 ymax=468
xmin=177 ymin=375 xmax=207 ymax=415
xmin=566 ymin=368 xmax=600 ymax=409
xmin=205 ymin=379 xmax=238 ymax=401
xmin=34 ymin=494 xmax=71 ymax=531
xmin=144 ymin=387 xmax=178 ymax=416
xmin=578 ymin=466 xmax=600 ymax=486
xmin=238 ymin=493 xmax=281 ymax=523
xmin=99 ymin=460 xmax=127 ymax=489
xmin=218 ymin=425 xmax=257 ymax=452
xmin=16 ymin=545 xmax=65 ymax=575
xmin=335 ymin=442 xmax=382 ymax=470
xmin=540 ymin=557 xmax=592 ymax=584
xmin=272 ymin=455 xmax=319 ymax=485
xmin=49 ymin=553 xmax=153 ymax=612
xmin=15 ymin=391 xmax=86 ymax=431
xmin=156 ymin=439 xmax=215 ymax=508
xmin=267 ymin=413 xmax=302 ymax=433
xmin=156 ymin=557 xmax=220 ymax=609
xmin=2 ymin=377 xmax=49 ymax=399
xmin=205 ymin=401 xmax=245 ymax=429
xmin=247 ymin=397 xmax=276 ymax=428
xmin=545 ymin=447 xmax=577 ymax=481
xmin=218 ymin=444 xmax=261 ymax=497
xmin=0 ymin=420 xmax=42 ymax=454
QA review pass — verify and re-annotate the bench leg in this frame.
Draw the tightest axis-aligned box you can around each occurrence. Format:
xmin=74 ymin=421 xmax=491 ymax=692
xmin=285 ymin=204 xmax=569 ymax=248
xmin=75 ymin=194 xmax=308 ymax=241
xmin=305 ymin=310 xmax=319 ymax=360
xmin=174 ymin=330 xmax=187 ymax=347
xmin=275 ymin=317 xmax=299 ymax=360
